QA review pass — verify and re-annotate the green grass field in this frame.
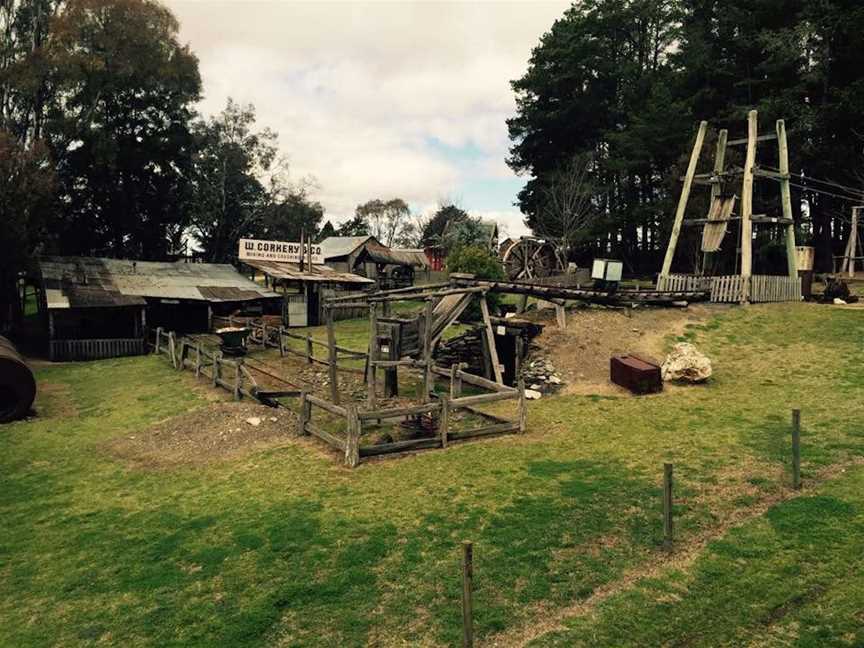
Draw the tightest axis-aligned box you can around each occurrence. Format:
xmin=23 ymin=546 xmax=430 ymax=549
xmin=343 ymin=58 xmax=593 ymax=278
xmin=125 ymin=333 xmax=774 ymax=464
xmin=2 ymin=303 xmax=863 ymax=646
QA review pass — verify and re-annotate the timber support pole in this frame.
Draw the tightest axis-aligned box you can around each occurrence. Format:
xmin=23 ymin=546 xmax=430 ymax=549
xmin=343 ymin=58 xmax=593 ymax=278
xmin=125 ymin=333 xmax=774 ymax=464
xmin=776 ymin=119 xmax=798 ymax=279
xmin=422 ymin=299 xmax=434 ymax=401
xmin=740 ymin=110 xmax=758 ymax=303
xmin=659 ymin=120 xmax=708 ymax=280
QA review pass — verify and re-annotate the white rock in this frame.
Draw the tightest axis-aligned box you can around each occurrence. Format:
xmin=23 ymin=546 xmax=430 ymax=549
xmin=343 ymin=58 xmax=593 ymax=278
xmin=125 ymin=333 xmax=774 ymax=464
xmin=269 ymin=417 xmax=278 ymax=422
xmin=504 ymin=311 xmax=516 ymax=319
xmin=524 ymin=389 xmax=542 ymax=400
xmin=549 ymin=376 xmax=562 ymax=384
xmin=661 ymin=343 xmax=712 ymax=383
xmin=246 ymin=417 xmax=262 ymax=427
xmin=530 ymin=383 xmax=542 ymax=391
xmin=834 ymin=298 xmax=847 ymax=305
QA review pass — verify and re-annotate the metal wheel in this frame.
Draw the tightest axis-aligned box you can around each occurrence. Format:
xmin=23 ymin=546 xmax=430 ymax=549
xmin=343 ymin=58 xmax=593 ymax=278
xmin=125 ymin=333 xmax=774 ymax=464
xmin=501 ymin=238 xmax=562 ymax=281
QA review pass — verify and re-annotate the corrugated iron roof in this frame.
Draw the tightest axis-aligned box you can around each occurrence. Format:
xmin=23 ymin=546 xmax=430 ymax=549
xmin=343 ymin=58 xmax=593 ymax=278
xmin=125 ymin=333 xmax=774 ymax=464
xmin=243 ymin=260 xmax=374 ymax=284
xmin=39 ymin=256 xmax=280 ymax=309
xmin=319 ymin=236 xmax=375 ymax=259
xmin=363 ymin=243 xmax=430 ymax=267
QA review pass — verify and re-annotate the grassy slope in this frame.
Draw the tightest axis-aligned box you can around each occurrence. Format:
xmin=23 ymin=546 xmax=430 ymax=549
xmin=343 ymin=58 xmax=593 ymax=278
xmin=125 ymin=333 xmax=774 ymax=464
xmin=530 ymin=465 xmax=864 ymax=647
xmin=1 ymin=303 xmax=863 ymax=646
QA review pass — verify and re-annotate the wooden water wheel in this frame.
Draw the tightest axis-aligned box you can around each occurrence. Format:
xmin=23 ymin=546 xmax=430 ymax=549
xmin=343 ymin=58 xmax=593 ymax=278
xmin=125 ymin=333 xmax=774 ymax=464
xmin=501 ymin=238 xmax=562 ymax=281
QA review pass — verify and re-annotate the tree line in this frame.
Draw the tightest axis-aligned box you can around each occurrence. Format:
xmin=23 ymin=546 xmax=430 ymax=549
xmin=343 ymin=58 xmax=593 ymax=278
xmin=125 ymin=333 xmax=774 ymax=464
xmin=509 ymin=0 xmax=864 ymax=275
xmin=0 ymin=0 xmax=485 ymax=326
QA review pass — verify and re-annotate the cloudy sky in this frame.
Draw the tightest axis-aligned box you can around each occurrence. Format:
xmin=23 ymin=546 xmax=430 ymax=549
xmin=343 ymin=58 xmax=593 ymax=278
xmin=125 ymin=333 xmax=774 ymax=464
xmin=165 ymin=0 xmax=570 ymax=237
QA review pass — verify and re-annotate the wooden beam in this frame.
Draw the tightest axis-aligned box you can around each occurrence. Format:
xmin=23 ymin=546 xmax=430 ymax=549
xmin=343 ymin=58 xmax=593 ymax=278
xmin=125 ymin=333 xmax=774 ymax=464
xmin=776 ymin=119 xmax=798 ymax=279
xmin=367 ymin=301 xmax=378 ymax=409
xmin=479 ymin=296 xmax=503 ymax=385
xmin=423 ymin=299 xmax=434 ymax=401
xmin=326 ymin=306 xmax=339 ymax=404
xmin=660 ymin=120 xmax=708 ymax=278
xmin=703 ymin=128 xmax=728 ymax=274
xmin=726 ymin=131 xmax=782 ymax=146
xmin=740 ymin=110 xmax=758 ymax=302
xmin=850 ymin=207 xmax=860 ymax=278
xmin=448 ymin=278 xmax=710 ymax=305
xmin=431 ymin=292 xmax=473 ymax=345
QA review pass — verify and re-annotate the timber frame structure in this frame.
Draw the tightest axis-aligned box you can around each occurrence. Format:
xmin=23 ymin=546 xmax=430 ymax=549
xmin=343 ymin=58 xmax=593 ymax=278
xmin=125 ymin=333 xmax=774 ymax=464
xmin=315 ymin=278 xmax=527 ymax=466
xmin=657 ymin=110 xmax=802 ymax=304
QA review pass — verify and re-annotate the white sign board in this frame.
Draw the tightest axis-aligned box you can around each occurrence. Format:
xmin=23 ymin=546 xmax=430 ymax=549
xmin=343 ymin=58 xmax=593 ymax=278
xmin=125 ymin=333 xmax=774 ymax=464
xmin=239 ymin=238 xmax=324 ymax=264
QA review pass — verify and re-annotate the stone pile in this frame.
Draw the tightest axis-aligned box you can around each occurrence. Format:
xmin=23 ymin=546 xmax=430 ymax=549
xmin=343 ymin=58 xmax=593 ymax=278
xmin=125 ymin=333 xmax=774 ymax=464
xmin=433 ymin=330 xmax=486 ymax=376
xmin=519 ymin=357 xmax=564 ymax=398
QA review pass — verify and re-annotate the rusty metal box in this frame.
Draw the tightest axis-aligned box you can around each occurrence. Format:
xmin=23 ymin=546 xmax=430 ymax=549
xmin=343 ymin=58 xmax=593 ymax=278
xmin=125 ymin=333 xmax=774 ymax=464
xmin=610 ymin=355 xmax=662 ymax=394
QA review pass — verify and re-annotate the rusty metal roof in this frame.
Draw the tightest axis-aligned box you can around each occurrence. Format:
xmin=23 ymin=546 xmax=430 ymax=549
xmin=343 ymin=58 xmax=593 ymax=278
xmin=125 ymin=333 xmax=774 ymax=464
xmin=363 ymin=244 xmax=430 ymax=267
xmin=319 ymin=236 xmax=376 ymax=259
xmin=40 ymin=256 xmax=280 ymax=309
xmin=243 ymin=260 xmax=374 ymax=284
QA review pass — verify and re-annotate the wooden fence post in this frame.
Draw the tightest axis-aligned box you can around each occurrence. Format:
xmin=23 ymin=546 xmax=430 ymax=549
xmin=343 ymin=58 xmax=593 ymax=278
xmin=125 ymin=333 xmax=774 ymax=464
xmin=517 ymin=378 xmax=527 ymax=433
xmin=367 ymin=302 xmax=378 ymax=408
xmin=792 ymin=409 xmax=801 ymax=490
xmin=423 ymin=299 xmax=434 ymax=401
xmin=278 ymin=327 xmax=286 ymax=357
xmin=450 ymin=364 xmax=459 ymax=398
xmin=212 ymin=356 xmax=220 ymax=388
xmin=168 ymin=332 xmax=177 ymax=368
xmin=261 ymin=322 xmax=268 ymax=348
xmin=440 ymin=396 xmax=450 ymax=448
xmin=155 ymin=327 xmax=163 ymax=353
xmin=462 ymin=541 xmax=474 ymax=648
xmin=663 ymin=463 xmax=674 ymax=551
xmin=326 ymin=307 xmax=339 ymax=405
xmin=296 ymin=391 xmax=310 ymax=436
xmin=345 ymin=404 xmax=360 ymax=468
xmin=194 ymin=344 xmax=202 ymax=378
xmin=234 ymin=361 xmax=242 ymax=400
xmin=177 ymin=340 xmax=187 ymax=371
xmin=306 ymin=333 xmax=313 ymax=364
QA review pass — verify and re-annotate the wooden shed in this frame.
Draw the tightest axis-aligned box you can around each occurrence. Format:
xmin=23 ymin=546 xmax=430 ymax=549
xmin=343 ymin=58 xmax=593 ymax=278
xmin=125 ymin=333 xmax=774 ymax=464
xmin=319 ymin=236 xmax=429 ymax=289
xmin=38 ymin=257 xmax=282 ymax=360
xmin=242 ymin=260 xmax=374 ymax=327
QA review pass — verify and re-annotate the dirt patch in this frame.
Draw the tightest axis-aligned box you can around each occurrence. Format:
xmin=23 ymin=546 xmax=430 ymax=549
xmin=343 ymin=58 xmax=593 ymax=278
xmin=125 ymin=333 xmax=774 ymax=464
xmin=526 ymin=304 xmax=718 ymax=395
xmin=106 ymin=401 xmax=297 ymax=469
xmin=33 ymin=381 xmax=78 ymax=419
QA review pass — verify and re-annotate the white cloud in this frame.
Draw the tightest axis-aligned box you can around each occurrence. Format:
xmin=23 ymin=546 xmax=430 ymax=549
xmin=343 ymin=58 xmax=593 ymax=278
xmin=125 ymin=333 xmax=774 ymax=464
xmin=165 ymin=0 xmax=569 ymax=232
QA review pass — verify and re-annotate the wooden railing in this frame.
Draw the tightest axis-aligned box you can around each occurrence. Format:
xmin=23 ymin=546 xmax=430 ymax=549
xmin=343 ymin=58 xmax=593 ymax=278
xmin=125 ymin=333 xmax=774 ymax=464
xmin=49 ymin=338 xmax=145 ymax=361
xmin=658 ymin=274 xmax=801 ymax=303
xmin=212 ymin=315 xmax=367 ymax=373
xmin=297 ymin=364 xmax=526 ymax=468
xmin=152 ymin=327 xmax=526 ymax=468
xmin=151 ymin=327 xmax=300 ymax=404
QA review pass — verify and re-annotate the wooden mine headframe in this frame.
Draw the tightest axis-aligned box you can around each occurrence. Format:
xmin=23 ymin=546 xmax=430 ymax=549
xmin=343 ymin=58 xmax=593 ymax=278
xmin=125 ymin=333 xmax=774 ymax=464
xmin=658 ymin=110 xmax=799 ymax=303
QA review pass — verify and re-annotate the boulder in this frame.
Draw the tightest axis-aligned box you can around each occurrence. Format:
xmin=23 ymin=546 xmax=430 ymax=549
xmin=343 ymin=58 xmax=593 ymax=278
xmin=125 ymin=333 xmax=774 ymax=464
xmin=661 ymin=343 xmax=712 ymax=383
xmin=524 ymin=389 xmax=542 ymax=400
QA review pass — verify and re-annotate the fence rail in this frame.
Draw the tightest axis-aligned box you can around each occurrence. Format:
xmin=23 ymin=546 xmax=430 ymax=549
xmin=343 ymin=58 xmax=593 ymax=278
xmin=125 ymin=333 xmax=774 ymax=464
xmin=151 ymin=327 xmax=526 ymax=468
xmin=50 ymin=337 xmax=145 ymax=361
xmin=296 ymin=365 xmax=526 ymax=467
xmin=657 ymin=273 xmax=801 ymax=303
xmin=212 ymin=315 xmax=367 ymax=372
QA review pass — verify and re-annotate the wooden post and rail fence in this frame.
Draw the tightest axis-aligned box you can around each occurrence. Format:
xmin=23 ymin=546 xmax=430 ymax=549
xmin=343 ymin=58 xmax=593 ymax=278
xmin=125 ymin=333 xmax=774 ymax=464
xmin=296 ymin=363 xmax=527 ymax=467
xmin=211 ymin=315 xmax=368 ymax=373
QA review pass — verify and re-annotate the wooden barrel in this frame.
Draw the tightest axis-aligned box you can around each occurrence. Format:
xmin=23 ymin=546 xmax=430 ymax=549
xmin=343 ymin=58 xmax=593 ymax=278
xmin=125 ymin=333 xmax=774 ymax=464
xmin=0 ymin=336 xmax=36 ymax=423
